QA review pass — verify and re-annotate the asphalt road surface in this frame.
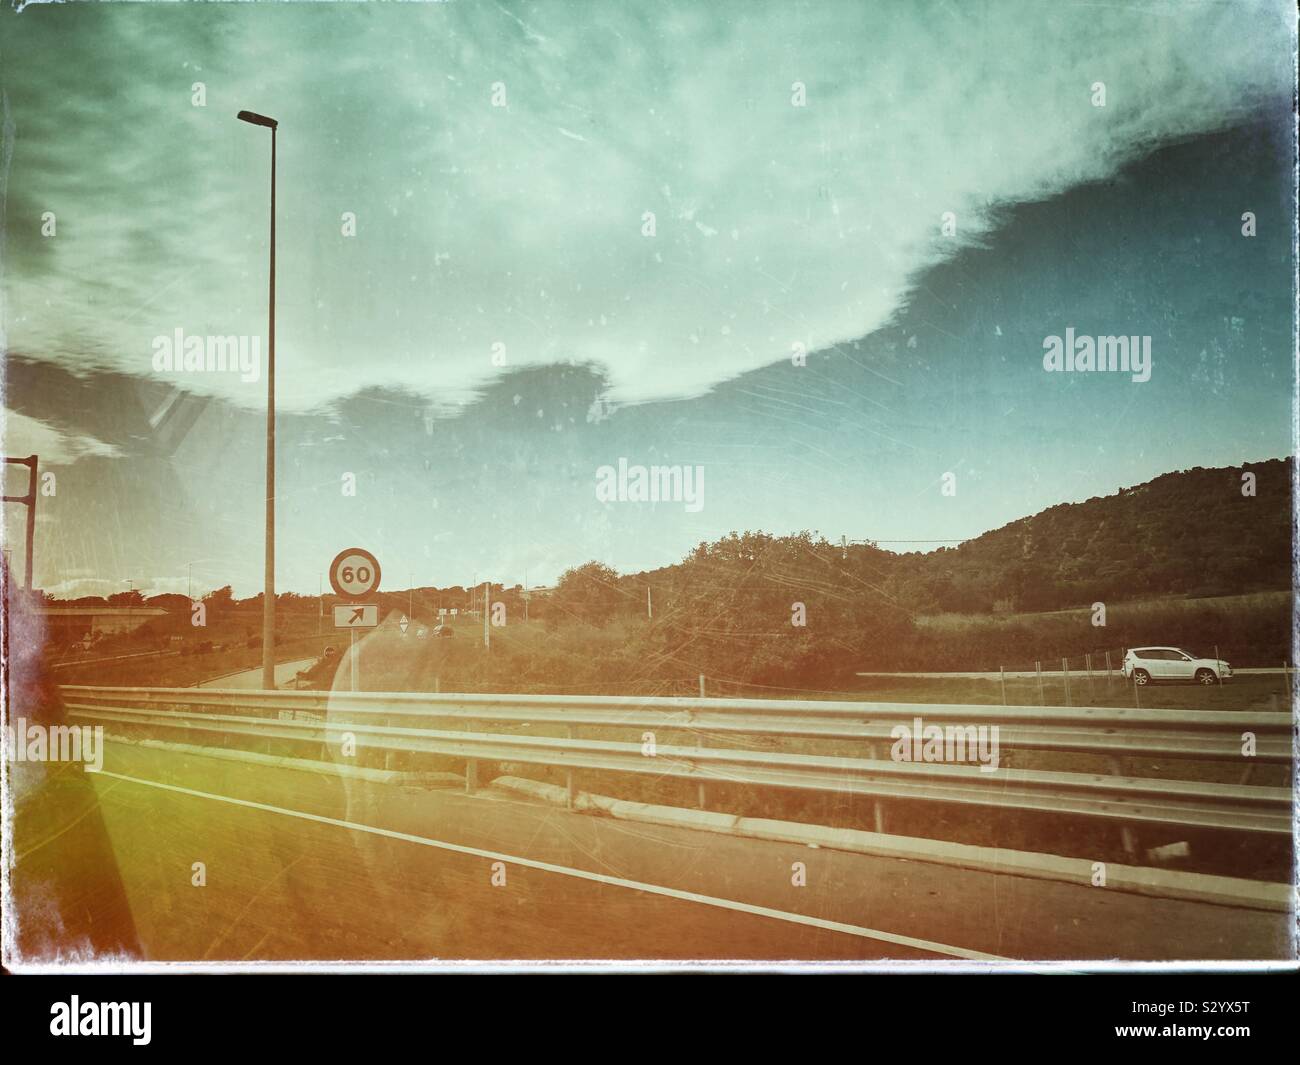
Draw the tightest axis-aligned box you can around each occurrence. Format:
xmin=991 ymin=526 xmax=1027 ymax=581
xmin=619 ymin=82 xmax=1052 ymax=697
xmin=200 ymin=659 xmax=317 ymax=690
xmin=24 ymin=739 xmax=1287 ymax=963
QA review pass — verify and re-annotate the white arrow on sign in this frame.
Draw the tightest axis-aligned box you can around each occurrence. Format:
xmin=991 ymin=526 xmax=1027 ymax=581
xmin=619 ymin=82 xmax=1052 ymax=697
xmin=334 ymin=604 xmax=378 ymax=628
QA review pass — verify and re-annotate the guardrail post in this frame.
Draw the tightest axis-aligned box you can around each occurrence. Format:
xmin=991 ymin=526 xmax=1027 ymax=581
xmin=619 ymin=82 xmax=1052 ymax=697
xmin=1119 ymin=826 xmax=1139 ymax=861
xmin=1062 ymin=657 xmax=1071 ymax=707
xmin=1085 ymin=653 xmax=1094 ymax=701
xmin=865 ymin=746 xmax=885 ymax=832
xmin=1284 ymin=661 xmax=1291 ymax=700
xmin=1104 ymin=650 xmax=1113 ymax=689
xmin=1105 ymin=757 xmax=1140 ymax=859
xmin=697 ymin=676 xmax=707 ymax=809
xmin=1036 ymin=661 xmax=1044 ymax=704
xmin=566 ymin=724 xmax=577 ymax=809
xmin=999 ymin=666 xmax=1006 ymax=706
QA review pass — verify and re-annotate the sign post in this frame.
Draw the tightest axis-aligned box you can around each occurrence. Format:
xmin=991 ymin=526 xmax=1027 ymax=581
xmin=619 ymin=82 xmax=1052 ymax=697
xmin=329 ymin=547 xmax=381 ymax=693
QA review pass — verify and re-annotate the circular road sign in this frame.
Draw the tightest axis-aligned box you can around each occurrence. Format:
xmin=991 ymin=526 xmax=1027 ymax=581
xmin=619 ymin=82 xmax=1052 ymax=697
xmin=329 ymin=547 xmax=382 ymax=600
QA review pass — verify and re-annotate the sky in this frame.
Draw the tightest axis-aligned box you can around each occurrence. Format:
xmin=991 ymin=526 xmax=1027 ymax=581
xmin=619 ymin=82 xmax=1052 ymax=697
xmin=1 ymin=0 xmax=1295 ymax=598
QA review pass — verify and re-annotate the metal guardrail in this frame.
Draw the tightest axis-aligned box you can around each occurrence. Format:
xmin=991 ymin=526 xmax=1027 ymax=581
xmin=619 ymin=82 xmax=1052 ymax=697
xmin=62 ymin=686 xmax=1293 ymax=842
xmin=63 ymin=685 xmax=1294 ymax=761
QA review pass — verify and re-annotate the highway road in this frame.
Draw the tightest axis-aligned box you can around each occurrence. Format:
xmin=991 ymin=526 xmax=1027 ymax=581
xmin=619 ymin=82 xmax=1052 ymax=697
xmin=200 ymin=658 xmax=317 ymax=690
xmin=19 ymin=739 xmax=1287 ymax=963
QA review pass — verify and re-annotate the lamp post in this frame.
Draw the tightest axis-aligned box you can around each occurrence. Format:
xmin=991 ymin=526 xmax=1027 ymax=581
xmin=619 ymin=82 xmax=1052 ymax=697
xmin=237 ymin=109 xmax=278 ymax=691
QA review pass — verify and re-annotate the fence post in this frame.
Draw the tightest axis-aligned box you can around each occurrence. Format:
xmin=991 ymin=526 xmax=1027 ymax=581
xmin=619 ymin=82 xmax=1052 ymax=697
xmin=1062 ymin=657 xmax=1071 ymax=707
xmin=1104 ymin=650 xmax=1113 ymax=689
xmin=1214 ymin=644 xmax=1223 ymax=687
xmin=1085 ymin=653 xmax=1094 ymax=701
xmin=999 ymin=666 xmax=1007 ymax=706
xmin=465 ymin=758 xmax=478 ymax=793
xmin=1284 ymin=661 xmax=1291 ymax=701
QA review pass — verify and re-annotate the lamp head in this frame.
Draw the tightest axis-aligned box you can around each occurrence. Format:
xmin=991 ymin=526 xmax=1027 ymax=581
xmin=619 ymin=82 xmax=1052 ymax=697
xmin=237 ymin=110 xmax=278 ymax=130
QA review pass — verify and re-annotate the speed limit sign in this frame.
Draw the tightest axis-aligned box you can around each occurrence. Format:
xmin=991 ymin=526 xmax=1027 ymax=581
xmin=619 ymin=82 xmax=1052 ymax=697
xmin=329 ymin=547 xmax=382 ymax=600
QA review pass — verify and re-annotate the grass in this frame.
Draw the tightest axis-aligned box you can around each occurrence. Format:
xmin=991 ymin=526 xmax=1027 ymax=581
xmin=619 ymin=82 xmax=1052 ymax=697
xmin=916 ymin=590 xmax=1291 ymax=630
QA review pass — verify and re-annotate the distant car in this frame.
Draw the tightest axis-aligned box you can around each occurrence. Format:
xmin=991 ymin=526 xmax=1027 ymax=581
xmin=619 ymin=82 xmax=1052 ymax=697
xmin=431 ymin=624 xmax=454 ymax=638
xmin=1122 ymin=647 xmax=1231 ymax=686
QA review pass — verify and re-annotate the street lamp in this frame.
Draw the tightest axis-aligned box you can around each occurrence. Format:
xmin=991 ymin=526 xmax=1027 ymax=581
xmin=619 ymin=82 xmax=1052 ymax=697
xmin=185 ymin=557 xmax=220 ymax=602
xmin=237 ymin=109 xmax=278 ymax=690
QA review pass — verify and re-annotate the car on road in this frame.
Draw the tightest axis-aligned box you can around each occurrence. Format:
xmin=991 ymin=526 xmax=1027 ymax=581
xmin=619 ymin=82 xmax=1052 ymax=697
xmin=1121 ymin=646 xmax=1231 ymax=686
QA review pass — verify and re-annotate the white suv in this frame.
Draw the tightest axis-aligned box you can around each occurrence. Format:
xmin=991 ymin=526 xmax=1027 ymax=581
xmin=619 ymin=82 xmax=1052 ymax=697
xmin=1122 ymin=647 xmax=1232 ymax=686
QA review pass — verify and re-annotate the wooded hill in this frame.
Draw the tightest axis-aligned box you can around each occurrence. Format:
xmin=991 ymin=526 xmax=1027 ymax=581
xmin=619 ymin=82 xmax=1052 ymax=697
xmin=537 ymin=458 xmax=1293 ymax=681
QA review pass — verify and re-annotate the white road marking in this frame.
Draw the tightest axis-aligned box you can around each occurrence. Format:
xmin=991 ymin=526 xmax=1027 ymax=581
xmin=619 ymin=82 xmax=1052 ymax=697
xmin=95 ymin=770 xmax=1007 ymax=961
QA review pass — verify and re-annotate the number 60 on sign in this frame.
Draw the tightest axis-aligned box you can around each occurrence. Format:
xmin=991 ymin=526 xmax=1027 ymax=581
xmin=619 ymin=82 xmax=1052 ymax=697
xmin=328 ymin=547 xmax=381 ymax=600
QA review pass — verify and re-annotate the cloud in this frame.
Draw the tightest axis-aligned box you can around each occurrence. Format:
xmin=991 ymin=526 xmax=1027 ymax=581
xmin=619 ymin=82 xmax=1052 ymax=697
xmin=3 ymin=0 xmax=1292 ymax=412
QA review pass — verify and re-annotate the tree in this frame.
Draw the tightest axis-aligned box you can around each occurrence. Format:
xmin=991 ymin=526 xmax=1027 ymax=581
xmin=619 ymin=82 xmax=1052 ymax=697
xmin=551 ymin=562 xmax=622 ymax=626
xmin=202 ymin=586 xmax=235 ymax=613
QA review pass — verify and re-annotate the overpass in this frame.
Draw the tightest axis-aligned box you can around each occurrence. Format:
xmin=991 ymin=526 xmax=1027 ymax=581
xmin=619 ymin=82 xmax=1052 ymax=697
xmin=40 ymin=605 xmax=167 ymax=641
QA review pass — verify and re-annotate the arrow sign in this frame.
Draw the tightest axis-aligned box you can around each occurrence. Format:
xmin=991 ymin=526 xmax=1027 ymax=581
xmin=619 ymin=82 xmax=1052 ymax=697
xmin=334 ymin=604 xmax=378 ymax=628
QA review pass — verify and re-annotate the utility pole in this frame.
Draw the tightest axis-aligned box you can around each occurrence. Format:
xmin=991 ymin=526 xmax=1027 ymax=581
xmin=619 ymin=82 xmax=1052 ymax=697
xmin=647 ymin=585 xmax=653 ymax=618
xmin=483 ymin=579 xmax=490 ymax=650
xmin=2 ymin=454 xmax=38 ymax=590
